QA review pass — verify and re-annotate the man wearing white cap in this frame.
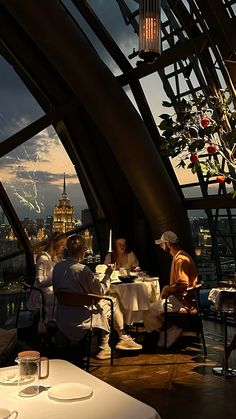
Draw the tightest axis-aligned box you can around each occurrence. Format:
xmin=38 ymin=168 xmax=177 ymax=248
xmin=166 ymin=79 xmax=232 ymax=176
xmin=143 ymin=231 xmax=198 ymax=348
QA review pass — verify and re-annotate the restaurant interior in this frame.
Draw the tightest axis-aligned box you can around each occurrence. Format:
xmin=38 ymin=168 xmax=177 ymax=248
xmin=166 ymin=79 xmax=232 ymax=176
xmin=0 ymin=1 xmax=236 ymax=418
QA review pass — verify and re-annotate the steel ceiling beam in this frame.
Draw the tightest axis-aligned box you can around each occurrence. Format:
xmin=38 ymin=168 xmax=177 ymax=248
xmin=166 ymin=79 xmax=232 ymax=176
xmin=117 ymin=33 xmax=209 ymax=85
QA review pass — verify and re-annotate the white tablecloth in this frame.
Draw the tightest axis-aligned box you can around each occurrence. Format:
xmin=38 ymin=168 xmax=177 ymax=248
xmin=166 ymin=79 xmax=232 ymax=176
xmin=0 ymin=359 xmax=160 ymax=419
xmin=110 ymin=278 xmax=160 ymax=324
xmin=208 ymin=287 xmax=236 ymax=304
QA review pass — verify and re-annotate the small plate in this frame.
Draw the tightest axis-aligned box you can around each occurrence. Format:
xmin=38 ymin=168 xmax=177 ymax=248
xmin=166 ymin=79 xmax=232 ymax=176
xmin=0 ymin=369 xmax=33 ymax=385
xmin=129 ymin=272 xmax=138 ymax=277
xmin=48 ymin=382 xmax=93 ymax=401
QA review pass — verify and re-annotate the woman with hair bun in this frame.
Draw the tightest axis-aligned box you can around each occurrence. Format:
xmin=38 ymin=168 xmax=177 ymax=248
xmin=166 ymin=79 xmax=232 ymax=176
xmin=27 ymin=232 xmax=67 ymax=322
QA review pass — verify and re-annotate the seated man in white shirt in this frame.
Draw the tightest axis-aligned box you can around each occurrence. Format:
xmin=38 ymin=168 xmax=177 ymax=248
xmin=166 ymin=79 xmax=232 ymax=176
xmin=52 ymin=234 xmax=142 ymax=360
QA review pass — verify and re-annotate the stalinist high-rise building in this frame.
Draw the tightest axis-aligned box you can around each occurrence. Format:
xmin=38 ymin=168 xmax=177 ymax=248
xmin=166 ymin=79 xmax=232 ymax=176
xmin=53 ymin=174 xmax=75 ymax=233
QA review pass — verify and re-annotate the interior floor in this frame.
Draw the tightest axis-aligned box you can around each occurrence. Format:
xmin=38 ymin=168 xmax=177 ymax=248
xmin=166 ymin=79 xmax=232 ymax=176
xmin=2 ymin=319 xmax=236 ymax=419
xmin=88 ymin=320 xmax=236 ymax=419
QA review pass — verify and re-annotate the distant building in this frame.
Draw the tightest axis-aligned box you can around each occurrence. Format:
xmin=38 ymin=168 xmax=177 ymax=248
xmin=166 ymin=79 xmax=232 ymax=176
xmin=82 ymin=228 xmax=93 ymax=254
xmin=53 ymin=174 xmax=75 ymax=233
xmin=5 ymin=228 xmax=16 ymax=241
xmin=45 ymin=215 xmax=53 ymax=234
xmin=0 ymin=211 xmax=5 ymax=224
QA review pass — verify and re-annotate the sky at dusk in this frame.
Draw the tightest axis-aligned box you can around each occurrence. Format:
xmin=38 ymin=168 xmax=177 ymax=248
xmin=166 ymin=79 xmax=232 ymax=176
xmin=0 ymin=1 xmax=205 ymax=222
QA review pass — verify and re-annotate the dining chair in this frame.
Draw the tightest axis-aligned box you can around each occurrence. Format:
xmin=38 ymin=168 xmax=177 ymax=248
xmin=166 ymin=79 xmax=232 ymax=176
xmin=163 ymin=283 xmax=207 ymax=355
xmin=54 ymin=291 xmax=114 ymax=371
xmin=15 ymin=281 xmax=49 ymax=343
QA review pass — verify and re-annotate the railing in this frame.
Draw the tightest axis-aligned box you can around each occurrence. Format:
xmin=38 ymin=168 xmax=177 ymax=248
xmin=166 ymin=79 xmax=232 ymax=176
xmin=0 ymin=288 xmax=29 ymax=327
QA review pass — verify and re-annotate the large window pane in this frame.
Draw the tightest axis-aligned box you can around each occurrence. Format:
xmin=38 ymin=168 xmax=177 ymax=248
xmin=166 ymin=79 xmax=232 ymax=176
xmin=188 ymin=210 xmax=217 ymax=288
xmin=0 ymin=56 xmax=44 ymax=142
xmin=1 ymin=126 xmax=88 ymax=241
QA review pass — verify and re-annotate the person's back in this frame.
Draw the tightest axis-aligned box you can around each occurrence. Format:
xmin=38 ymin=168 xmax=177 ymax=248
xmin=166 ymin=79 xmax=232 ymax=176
xmin=53 ymin=258 xmax=104 ymax=295
xmin=171 ymin=250 xmax=197 ymax=286
xmin=53 ymin=234 xmax=142 ymax=358
xmin=26 ymin=232 xmax=67 ymax=322
xmin=52 ymin=236 xmax=110 ymax=341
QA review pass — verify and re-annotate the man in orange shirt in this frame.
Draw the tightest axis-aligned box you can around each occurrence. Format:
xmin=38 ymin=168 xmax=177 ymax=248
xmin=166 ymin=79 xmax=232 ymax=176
xmin=143 ymin=231 xmax=198 ymax=348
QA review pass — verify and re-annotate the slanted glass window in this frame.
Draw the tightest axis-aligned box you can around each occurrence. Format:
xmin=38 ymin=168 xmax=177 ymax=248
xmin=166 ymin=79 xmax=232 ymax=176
xmin=1 ymin=126 xmax=87 ymax=244
xmin=0 ymin=56 xmax=44 ymax=143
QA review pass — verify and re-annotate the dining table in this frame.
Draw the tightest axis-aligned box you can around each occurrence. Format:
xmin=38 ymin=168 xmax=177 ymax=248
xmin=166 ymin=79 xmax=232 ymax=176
xmin=0 ymin=359 xmax=161 ymax=419
xmin=109 ymin=276 xmax=160 ymax=325
xmin=208 ymin=287 xmax=236 ymax=376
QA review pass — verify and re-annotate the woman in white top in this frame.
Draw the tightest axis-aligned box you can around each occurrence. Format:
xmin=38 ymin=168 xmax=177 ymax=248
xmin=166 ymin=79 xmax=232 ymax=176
xmin=27 ymin=232 xmax=67 ymax=322
xmin=104 ymin=237 xmax=140 ymax=271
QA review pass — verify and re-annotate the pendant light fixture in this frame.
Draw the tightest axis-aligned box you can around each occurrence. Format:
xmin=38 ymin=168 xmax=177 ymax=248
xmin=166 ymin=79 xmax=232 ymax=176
xmin=139 ymin=0 xmax=161 ymax=62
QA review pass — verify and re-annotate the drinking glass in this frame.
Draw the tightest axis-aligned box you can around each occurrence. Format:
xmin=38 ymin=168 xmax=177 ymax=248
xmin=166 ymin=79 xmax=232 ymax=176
xmin=15 ymin=350 xmax=49 ymax=397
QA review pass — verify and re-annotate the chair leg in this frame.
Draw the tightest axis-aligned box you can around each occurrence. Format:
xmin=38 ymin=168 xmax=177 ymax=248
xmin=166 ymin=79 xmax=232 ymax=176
xmin=164 ymin=299 xmax=168 ymax=350
xmin=110 ymin=300 xmax=114 ymax=366
xmin=86 ymin=330 xmax=92 ymax=372
xmin=198 ymin=318 xmax=207 ymax=356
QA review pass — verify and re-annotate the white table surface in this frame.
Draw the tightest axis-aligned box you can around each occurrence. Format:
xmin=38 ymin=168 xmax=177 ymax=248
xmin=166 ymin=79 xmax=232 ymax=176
xmin=208 ymin=287 xmax=236 ymax=304
xmin=110 ymin=278 xmax=160 ymax=324
xmin=1 ymin=359 xmax=160 ymax=419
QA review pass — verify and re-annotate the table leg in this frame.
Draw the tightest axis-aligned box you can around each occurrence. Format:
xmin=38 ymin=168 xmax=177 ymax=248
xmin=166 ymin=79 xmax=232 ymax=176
xmin=213 ymin=313 xmax=236 ymax=377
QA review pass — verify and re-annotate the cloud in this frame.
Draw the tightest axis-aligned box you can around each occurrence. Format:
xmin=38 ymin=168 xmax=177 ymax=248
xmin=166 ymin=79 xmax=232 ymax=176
xmin=3 ymin=174 xmax=87 ymax=220
xmin=14 ymin=170 xmax=77 ymax=184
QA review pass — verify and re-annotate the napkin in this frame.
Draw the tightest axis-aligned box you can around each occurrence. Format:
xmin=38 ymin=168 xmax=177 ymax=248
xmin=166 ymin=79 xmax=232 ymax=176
xmin=95 ymin=264 xmax=107 ymax=274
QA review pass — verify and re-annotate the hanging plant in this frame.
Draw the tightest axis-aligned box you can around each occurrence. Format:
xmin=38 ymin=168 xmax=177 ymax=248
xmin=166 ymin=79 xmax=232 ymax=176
xmin=159 ymin=89 xmax=236 ymax=196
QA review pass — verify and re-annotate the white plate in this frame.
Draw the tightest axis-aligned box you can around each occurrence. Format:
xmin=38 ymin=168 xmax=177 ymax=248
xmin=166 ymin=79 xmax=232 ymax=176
xmin=48 ymin=383 xmax=93 ymax=401
xmin=0 ymin=369 xmax=33 ymax=385
xmin=129 ymin=272 xmax=138 ymax=277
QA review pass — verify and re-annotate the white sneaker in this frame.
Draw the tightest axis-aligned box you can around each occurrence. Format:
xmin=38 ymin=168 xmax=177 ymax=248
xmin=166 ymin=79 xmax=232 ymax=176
xmin=158 ymin=326 xmax=182 ymax=348
xmin=96 ymin=345 xmax=111 ymax=360
xmin=115 ymin=335 xmax=142 ymax=351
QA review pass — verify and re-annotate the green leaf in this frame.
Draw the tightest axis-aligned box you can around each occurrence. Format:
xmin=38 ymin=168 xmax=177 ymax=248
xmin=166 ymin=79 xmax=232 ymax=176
xmin=175 ymin=123 xmax=185 ymax=132
xmin=159 ymin=120 xmax=169 ymax=130
xmin=162 ymin=129 xmax=174 ymax=138
xmin=162 ymin=101 xmax=172 ymax=108
xmin=224 ymin=129 xmax=236 ymax=144
xmin=176 ymin=160 xmax=186 ymax=169
xmin=201 ymin=126 xmax=216 ymax=136
xmin=159 ymin=113 xmax=171 ymax=120
xmin=193 ymin=161 xmax=201 ymax=174
xmin=225 ymin=97 xmax=232 ymax=105
xmin=198 ymin=127 xmax=205 ymax=138
xmin=189 ymin=127 xmax=199 ymax=137
xmin=199 ymin=162 xmax=209 ymax=173
xmin=187 ymin=162 xmax=194 ymax=169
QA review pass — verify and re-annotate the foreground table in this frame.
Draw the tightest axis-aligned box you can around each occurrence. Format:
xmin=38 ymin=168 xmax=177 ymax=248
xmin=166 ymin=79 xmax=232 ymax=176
xmin=1 ymin=359 xmax=161 ymax=419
